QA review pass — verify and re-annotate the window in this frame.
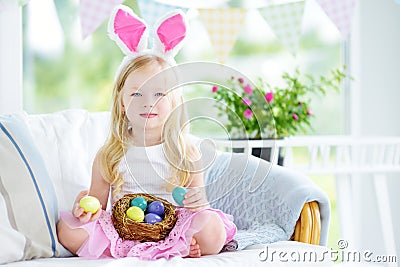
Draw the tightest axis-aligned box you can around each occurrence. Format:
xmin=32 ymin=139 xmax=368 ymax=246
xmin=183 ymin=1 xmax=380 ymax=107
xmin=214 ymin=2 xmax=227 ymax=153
xmin=23 ymin=1 xmax=344 ymax=137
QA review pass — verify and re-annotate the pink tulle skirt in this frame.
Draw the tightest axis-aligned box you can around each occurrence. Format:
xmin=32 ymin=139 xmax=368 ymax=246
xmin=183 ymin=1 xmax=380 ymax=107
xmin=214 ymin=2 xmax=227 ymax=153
xmin=59 ymin=208 xmax=237 ymax=260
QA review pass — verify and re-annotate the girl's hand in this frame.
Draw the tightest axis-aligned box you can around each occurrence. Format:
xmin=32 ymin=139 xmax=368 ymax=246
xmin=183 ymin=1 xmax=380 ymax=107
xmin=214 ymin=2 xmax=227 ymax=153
xmin=72 ymin=190 xmax=102 ymax=223
xmin=182 ymin=187 xmax=210 ymax=212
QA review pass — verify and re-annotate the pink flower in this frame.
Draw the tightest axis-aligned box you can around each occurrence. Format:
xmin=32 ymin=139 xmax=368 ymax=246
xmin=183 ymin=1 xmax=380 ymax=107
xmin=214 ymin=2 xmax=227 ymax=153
xmin=307 ymin=108 xmax=313 ymax=115
xmin=243 ymin=109 xmax=253 ymax=119
xmin=244 ymin=84 xmax=253 ymax=95
xmin=212 ymin=85 xmax=218 ymax=93
xmin=265 ymin=92 xmax=273 ymax=103
xmin=292 ymin=113 xmax=299 ymax=121
xmin=242 ymin=97 xmax=252 ymax=106
xmin=238 ymin=77 xmax=244 ymax=84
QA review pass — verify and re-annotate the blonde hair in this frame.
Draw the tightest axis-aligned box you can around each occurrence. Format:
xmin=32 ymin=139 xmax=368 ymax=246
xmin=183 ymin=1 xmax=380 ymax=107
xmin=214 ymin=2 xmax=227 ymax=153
xmin=99 ymin=55 xmax=197 ymax=198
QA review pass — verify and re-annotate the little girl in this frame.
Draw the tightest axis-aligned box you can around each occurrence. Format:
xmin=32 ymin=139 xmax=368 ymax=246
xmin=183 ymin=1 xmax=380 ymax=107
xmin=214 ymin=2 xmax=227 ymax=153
xmin=56 ymin=5 xmax=236 ymax=260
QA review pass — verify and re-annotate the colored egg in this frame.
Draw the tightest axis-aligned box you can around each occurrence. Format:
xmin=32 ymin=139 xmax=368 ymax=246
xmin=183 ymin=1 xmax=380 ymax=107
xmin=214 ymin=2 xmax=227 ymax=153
xmin=172 ymin=187 xmax=188 ymax=206
xmin=147 ymin=201 xmax=165 ymax=216
xmin=145 ymin=213 xmax=163 ymax=224
xmin=130 ymin=197 xmax=147 ymax=211
xmin=79 ymin=196 xmax=101 ymax=214
xmin=126 ymin=206 xmax=145 ymax=222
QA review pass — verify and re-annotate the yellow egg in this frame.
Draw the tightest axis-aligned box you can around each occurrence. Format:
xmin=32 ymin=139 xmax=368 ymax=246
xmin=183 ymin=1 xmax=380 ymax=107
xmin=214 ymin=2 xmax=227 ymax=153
xmin=126 ymin=206 xmax=145 ymax=222
xmin=79 ymin=196 xmax=100 ymax=213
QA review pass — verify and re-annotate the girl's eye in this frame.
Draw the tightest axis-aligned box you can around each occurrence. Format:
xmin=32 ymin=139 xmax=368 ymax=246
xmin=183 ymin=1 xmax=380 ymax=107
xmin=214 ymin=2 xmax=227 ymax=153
xmin=131 ymin=92 xmax=142 ymax=97
xmin=155 ymin=92 xmax=165 ymax=97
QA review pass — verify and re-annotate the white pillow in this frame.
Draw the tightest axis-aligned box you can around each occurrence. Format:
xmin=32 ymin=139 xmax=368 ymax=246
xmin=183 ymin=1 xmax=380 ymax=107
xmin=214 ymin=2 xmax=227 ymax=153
xmin=25 ymin=109 xmax=110 ymax=212
xmin=0 ymin=113 xmax=60 ymax=264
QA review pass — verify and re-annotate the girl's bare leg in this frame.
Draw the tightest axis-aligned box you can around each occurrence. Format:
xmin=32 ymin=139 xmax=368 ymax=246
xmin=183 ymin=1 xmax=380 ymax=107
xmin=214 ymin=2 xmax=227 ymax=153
xmin=189 ymin=211 xmax=226 ymax=257
xmin=56 ymin=220 xmax=88 ymax=255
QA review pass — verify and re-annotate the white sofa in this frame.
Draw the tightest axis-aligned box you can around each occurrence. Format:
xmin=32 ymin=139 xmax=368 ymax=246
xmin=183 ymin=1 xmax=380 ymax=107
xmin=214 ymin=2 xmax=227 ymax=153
xmin=0 ymin=109 xmax=334 ymax=266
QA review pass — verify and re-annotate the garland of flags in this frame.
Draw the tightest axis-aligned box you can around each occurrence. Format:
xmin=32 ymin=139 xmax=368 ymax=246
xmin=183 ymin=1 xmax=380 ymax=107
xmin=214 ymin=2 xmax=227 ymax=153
xmin=0 ymin=0 xmax=361 ymax=62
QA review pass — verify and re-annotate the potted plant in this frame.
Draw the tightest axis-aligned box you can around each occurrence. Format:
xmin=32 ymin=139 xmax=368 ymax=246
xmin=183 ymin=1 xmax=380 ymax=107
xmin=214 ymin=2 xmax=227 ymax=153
xmin=211 ymin=67 xmax=347 ymax=163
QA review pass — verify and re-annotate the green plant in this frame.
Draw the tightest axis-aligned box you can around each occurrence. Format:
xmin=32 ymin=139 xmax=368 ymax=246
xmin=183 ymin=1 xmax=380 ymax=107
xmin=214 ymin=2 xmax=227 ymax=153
xmin=212 ymin=68 xmax=347 ymax=139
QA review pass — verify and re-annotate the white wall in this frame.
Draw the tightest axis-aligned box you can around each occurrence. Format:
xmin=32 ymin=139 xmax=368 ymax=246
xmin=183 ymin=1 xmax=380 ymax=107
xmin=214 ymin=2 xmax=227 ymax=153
xmin=350 ymin=0 xmax=400 ymax=261
xmin=0 ymin=2 xmax=22 ymax=114
xmin=351 ymin=0 xmax=400 ymax=136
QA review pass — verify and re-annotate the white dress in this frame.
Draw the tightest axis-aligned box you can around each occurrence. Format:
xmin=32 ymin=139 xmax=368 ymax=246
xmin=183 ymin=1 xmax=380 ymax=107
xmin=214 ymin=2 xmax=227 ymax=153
xmin=113 ymin=143 xmax=175 ymax=204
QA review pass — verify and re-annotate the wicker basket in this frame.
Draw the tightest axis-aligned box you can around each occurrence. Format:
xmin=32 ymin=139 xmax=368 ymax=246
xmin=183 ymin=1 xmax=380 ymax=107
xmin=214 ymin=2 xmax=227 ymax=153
xmin=112 ymin=193 xmax=177 ymax=242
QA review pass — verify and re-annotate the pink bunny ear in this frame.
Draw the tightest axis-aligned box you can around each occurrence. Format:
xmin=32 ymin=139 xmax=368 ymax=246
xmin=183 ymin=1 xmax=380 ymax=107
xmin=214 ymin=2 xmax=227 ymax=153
xmin=153 ymin=10 xmax=187 ymax=56
xmin=108 ymin=5 xmax=148 ymax=55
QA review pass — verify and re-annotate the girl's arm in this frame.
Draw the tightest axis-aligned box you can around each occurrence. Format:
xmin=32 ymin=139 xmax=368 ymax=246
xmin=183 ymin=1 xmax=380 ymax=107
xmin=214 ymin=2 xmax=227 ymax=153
xmin=182 ymin=148 xmax=210 ymax=212
xmin=88 ymin=152 xmax=110 ymax=209
xmin=72 ymin=152 xmax=110 ymax=223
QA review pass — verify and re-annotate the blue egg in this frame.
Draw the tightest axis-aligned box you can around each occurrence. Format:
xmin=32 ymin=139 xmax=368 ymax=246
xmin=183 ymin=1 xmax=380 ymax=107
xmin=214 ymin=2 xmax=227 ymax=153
xmin=145 ymin=213 xmax=163 ymax=224
xmin=130 ymin=197 xmax=147 ymax=211
xmin=172 ymin=186 xmax=188 ymax=206
xmin=147 ymin=201 xmax=165 ymax=216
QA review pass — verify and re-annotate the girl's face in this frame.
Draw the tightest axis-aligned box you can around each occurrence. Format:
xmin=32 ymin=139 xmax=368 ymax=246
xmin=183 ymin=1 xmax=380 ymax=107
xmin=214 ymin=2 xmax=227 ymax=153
xmin=121 ymin=63 xmax=173 ymax=135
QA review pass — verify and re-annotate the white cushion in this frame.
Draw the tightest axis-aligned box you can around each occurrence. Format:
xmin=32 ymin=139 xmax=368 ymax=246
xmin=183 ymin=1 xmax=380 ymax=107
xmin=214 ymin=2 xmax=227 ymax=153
xmin=0 ymin=109 xmax=109 ymax=263
xmin=0 ymin=241 xmax=335 ymax=267
xmin=25 ymin=109 xmax=110 ymax=212
xmin=0 ymin=113 xmax=60 ymax=263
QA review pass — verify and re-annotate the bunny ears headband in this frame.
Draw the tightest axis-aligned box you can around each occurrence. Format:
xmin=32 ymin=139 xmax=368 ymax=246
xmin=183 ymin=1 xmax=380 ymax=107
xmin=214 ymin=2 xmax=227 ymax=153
xmin=108 ymin=5 xmax=188 ymax=78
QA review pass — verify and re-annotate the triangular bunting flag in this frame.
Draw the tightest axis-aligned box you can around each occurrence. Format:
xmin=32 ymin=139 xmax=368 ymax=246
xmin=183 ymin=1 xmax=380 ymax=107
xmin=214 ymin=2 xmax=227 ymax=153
xmin=259 ymin=1 xmax=305 ymax=56
xmin=137 ymin=0 xmax=188 ymax=47
xmin=316 ymin=0 xmax=357 ymax=37
xmin=198 ymin=8 xmax=247 ymax=63
xmin=137 ymin=0 xmax=188 ymax=26
xmin=79 ymin=0 xmax=124 ymax=39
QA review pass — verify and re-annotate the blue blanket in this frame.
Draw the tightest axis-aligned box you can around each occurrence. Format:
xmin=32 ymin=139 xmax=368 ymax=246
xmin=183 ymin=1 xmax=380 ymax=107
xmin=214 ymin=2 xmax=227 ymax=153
xmin=204 ymin=152 xmax=330 ymax=250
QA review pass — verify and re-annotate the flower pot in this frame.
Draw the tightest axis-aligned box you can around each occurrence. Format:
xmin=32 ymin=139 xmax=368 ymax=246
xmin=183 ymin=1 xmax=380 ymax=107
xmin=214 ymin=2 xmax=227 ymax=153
xmin=251 ymin=147 xmax=284 ymax=166
xmin=229 ymin=139 xmax=285 ymax=166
